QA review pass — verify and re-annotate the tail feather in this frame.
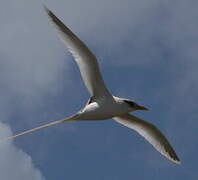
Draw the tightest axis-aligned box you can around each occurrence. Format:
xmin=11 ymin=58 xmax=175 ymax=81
xmin=0 ymin=115 xmax=77 ymax=142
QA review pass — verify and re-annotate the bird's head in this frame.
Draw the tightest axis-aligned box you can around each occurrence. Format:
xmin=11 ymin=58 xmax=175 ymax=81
xmin=123 ymin=99 xmax=149 ymax=111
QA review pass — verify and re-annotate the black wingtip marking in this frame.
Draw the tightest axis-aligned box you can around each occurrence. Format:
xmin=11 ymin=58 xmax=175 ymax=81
xmin=43 ymin=4 xmax=50 ymax=14
xmin=43 ymin=5 xmax=56 ymax=20
xmin=165 ymin=145 xmax=181 ymax=164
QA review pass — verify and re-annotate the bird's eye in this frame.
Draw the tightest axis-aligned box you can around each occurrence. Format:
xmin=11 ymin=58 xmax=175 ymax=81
xmin=124 ymin=100 xmax=136 ymax=107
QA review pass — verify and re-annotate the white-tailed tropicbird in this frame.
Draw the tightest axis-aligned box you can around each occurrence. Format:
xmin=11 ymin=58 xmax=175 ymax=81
xmin=3 ymin=6 xmax=180 ymax=164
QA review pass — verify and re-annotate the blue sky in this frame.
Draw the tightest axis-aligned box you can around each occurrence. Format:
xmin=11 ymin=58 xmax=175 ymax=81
xmin=0 ymin=0 xmax=197 ymax=179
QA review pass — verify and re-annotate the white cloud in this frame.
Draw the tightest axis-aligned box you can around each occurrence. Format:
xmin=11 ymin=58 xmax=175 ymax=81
xmin=0 ymin=122 xmax=45 ymax=180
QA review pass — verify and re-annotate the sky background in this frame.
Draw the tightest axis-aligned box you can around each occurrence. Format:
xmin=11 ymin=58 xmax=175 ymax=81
xmin=0 ymin=0 xmax=197 ymax=179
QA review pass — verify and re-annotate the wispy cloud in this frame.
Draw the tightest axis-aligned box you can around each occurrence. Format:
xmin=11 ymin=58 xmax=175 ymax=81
xmin=0 ymin=122 xmax=45 ymax=180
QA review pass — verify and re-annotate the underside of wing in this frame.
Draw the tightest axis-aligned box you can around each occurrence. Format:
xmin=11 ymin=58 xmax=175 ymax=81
xmin=44 ymin=6 xmax=111 ymax=99
xmin=114 ymin=113 xmax=180 ymax=164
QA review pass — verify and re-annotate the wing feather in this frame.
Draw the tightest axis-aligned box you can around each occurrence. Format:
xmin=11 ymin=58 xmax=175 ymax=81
xmin=114 ymin=113 xmax=180 ymax=164
xmin=44 ymin=6 xmax=111 ymax=99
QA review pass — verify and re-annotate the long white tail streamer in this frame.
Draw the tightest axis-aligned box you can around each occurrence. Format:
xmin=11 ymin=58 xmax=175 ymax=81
xmin=0 ymin=116 xmax=77 ymax=142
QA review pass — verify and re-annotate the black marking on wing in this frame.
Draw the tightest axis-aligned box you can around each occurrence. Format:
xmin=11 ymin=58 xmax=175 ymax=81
xmin=87 ymin=96 xmax=94 ymax=104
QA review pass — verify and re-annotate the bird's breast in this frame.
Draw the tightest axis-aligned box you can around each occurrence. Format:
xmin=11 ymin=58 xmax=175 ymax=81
xmin=76 ymin=101 xmax=131 ymax=120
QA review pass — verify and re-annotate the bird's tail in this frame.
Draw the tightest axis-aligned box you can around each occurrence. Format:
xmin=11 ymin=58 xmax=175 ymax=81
xmin=0 ymin=114 xmax=78 ymax=142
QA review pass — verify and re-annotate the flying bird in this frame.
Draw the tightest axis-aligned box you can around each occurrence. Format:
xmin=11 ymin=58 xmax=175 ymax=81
xmin=3 ymin=6 xmax=180 ymax=164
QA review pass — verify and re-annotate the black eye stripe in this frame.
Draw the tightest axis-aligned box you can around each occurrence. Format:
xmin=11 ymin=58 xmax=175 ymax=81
xmin=124 ymin=100 xmax=135 ymax=107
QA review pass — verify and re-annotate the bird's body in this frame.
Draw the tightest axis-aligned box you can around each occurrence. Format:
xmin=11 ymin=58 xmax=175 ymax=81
xmin=2 ymin=6 xmax=181 ymax=164
xmin=76 ymin=96 xmax=136 ymax=120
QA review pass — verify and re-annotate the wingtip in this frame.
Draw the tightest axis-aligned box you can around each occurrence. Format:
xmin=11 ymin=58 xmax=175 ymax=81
xmin=43 ymin=5 xmax=57 ymax=22
xmin=176 ymin=160 xmax=181 ymax=164
xmin=163 ymin=151 xmax=181 ymax=164
xmin=174 ymin=157 xmax=181 ymax=164
xmin=169 ymin=154 xmax=181 ymax=164
xmin=165 ymin=145 xmax=181 ymax=164
xmin=43 ymin=4 xmax=51 ymax=14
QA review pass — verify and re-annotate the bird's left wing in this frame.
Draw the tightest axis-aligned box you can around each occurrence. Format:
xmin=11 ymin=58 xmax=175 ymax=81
xmin=44 ymin=6 xmax=112 ymax=99
xmin=113 ymin=113 xmax=180 ymax=164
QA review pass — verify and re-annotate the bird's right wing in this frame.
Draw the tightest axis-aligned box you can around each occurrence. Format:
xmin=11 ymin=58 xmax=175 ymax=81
xmin=0 ymin=114 xmax=77 ymax=142
xmin=114 ymin=113 xmax=180 ymax=164
xmin=44 ymin=6 xmax=112 ymax=100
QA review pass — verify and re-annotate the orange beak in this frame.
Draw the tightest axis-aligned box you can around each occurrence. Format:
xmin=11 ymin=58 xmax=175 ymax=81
xmin=136 ymin=105 xmax=149 ymax=111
